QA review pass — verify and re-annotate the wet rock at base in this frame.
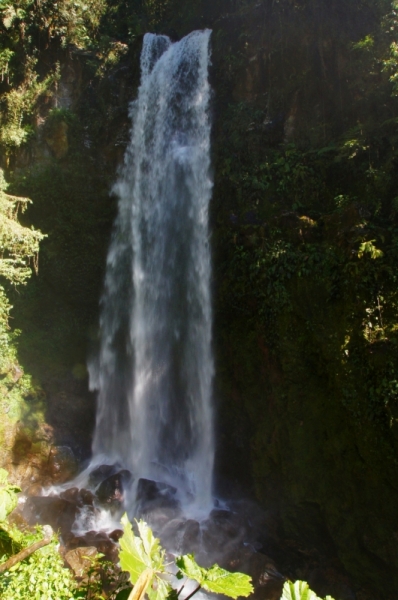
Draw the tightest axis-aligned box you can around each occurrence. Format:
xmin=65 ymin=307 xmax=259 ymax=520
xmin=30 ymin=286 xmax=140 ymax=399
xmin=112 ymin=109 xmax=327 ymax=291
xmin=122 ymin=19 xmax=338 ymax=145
xmin=95 ymin=469 xmax=133 ymax=510
xmin=65 ymin=545 xmax=98 ymax=577
xmin=200 ymin=508 xmax=246 ymax=558
xmin=181 ymin=519 xmax=201 ymax=554
xmin=68 ymin=530 xmax=119 ymax=562
xmin=23 ymin=496 xmax=78 ymax=539
xmin=243 ymin=552 xmax=285 ymax=600
xmin=88 ymin=464 xmax=118 ymax=489
xmin=157 ymin=517 xmax=202 ymax=555
xmin=60 ymin=486 xmax=96 ymax=507
xmin=48 ymin=446 xmax=78 ymax=483
xmin=158 ymin=517 xmax=188 ymax=550
xmin=135 ymin=478 xmax=180 ymax=516
xmin=109 ymin=529 xmax=123 ymax=542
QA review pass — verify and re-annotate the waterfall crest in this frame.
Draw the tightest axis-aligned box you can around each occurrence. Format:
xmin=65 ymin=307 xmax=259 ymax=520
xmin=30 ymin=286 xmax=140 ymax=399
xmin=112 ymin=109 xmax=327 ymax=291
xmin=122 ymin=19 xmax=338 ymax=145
xmin=89 ymin=30 xmax=214 ymax=511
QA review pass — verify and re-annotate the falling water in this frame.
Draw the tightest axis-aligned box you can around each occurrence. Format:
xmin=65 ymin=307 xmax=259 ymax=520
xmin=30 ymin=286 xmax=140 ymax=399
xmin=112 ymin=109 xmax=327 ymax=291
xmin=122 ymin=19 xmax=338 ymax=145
xmin=89 ymin=30 xmax=214 ymax=511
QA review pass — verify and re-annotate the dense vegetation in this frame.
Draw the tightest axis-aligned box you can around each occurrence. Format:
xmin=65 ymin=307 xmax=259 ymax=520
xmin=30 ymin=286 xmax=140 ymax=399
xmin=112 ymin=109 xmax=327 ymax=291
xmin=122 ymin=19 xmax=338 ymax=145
xmin=0 ymin=0 xmax=398 ymax=598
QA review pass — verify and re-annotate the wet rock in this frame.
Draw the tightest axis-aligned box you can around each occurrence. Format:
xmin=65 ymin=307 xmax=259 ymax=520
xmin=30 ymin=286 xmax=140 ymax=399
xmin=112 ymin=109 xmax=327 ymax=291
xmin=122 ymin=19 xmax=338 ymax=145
xmin=63 ymin=533 xmax=81 ymax=550
xmin=135 ymin=478 xmax=180 ymax=516
xmin=60 ymin=487 xmax=95 ymax=507
xmin=223 ymin=545 xmax=285 ymax=600
xmin=97 ymin=538 xmax=119 ymax=562
xmin=141 ymin=506 xmax=183 ymax=531
xmin=159 ymin=517 xmax=187 ymax=550
xmin=23 ymin=496 xmax=77 ymax=538
xmin=181 ymin=519 xmax=201 ymax=554
xmin=201 ymin=509 xmax=246 ymax=557
xmin=247 ymin=553 xmax=285 ymax=600
xmin=109 ymin=529 xmax=123 ymax=542
xmin=96 ymin=469 xmax=132 ymax=510
xmin=65 ymin=546 xmax=98 ymax=577
xmin=79 ymin=488 xmax=96 ymax=505
xmin=71 ymin=530 xmax=119 ymax=561
xmin=48 ymin=446 xmax=78 ymax=483
xmin=59 ymin=487 xmax=80 ymax=502
xmin=88 ymin=464 xmax=117 ymax=488
xmin=136 ymin=478 xmax=177 ymax=502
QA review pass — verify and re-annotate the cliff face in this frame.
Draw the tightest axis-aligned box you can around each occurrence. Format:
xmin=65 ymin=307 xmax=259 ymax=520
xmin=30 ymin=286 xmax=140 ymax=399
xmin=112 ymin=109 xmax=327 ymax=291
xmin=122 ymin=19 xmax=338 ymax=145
xmin=208 ymin=2 xmax=398 ymax=596
xmin=4 ymin=0 xmax=398 ymax=597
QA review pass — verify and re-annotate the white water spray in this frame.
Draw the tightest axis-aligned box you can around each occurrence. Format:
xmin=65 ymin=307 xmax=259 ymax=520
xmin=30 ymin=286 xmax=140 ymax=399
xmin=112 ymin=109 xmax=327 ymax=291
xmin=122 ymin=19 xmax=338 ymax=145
xmin=89 ymin=30 xmax=214 ymax=511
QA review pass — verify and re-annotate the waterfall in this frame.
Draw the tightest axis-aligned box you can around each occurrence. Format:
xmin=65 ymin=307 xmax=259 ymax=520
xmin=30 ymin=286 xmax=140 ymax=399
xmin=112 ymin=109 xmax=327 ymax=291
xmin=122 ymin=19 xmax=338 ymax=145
xmin=89 ymin=30 xmax=214 ymax=511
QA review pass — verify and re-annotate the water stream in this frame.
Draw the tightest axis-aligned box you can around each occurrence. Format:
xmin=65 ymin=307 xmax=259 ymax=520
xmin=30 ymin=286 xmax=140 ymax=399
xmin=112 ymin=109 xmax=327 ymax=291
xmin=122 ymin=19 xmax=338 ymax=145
xmin=88 ymin=29 xmax=214 ymax=513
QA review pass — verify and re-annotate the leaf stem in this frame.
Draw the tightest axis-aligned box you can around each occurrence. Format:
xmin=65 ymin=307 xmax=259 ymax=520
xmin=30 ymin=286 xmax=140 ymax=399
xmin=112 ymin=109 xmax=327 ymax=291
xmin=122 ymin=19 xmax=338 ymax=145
xmin=184 ymin=584 xmax=201 ymax=600
xmin=0 ymin=535 xmax=52 ymax=574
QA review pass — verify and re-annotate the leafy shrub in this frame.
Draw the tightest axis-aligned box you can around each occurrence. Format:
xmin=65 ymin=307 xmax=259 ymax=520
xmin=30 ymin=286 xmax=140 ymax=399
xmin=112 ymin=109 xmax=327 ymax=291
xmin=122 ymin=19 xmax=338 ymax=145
xmin=0 ymin=537 xmax=77 ymax=600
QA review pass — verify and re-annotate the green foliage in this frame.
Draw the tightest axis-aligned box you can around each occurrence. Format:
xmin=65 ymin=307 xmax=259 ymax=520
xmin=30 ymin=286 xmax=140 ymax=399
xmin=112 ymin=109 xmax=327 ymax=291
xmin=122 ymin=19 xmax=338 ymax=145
xmin=0 ymin=535 xmax=77 ymax=600
xmin=352 ymin=35 xmax=375 ymax=51
xmin=0 ymin=170 xmax=45 ymax=285
xmin=0 ymin=468 xmax=20 ymax=522
xmin=176 ymin=554 xmax=253 ymax=598
xmin=0 ymin=469 xmax=77 ymax=600
xmin=0 ymin=512 xmax=126 ymax=600
xmin=357 ymin=239 xmax=384 ymax=259
xmin=0 ymin=0 xmax=108 ymax=157
xmin=0 ymin=171 xmax=45 ymax=460
xmin=0 ymin=0 xmax=107 ymax=49
xmin=281 ymin=580 xmax=335 ymax=600
xmin=119 ymin=516 xmax=253 ymax=600
xmin=0 ymin=58 xmax=57 ymax=151
xmin=73 ymin=552 xmax=124 ymax=600
xmin=34 ymin=0 xmax=107 ymax=48
xmin=0 ymin=168 xmax=45 ymax=370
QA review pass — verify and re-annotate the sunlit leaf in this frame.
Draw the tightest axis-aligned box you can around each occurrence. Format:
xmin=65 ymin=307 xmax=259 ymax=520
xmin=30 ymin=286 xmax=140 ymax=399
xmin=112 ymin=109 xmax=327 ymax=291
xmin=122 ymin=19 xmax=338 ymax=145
xmin=281 ymin=580 xmax=335 ymax=600
xmin=119 ymin=515 xmax=171 ymax=600
xmin=176 ymin=554 xmax=253 ymax=599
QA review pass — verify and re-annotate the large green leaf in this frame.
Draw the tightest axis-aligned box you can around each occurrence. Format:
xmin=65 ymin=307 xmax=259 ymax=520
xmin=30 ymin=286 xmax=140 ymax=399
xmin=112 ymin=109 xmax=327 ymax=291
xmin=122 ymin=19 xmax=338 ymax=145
xmin=281 ymin=580 xmax=335 ymax=600
xmin=176 ymin=554 xmax=253 ymax=599
xmin=119 ymin=515 xmax=171 ymax=600
xmin=0 ymin=468 xmax=20 ymax=522
xmin=136 ymin=519 xmax=166 ymax=574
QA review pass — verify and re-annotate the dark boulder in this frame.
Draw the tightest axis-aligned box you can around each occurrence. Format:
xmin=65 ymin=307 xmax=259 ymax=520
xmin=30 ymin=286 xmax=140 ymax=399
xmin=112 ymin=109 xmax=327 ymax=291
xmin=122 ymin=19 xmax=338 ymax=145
xmin=88 ymin=464 xmax=118 ymax=488
xmin=95 ymin=469 xmax=133 ymax=510
xmin=48 ymin=446 xmax=78 ymax=483
xmin=201 ymin=508 xmax=246 ymax=557
xmin=109 ymin=529 xmax=123 ymax=542
xmin=68 ymin=530 xmax=119 ymax=561
xmin=135 ymin=478 xmax=180 ymax=516
xmin=181 ymin=519 xmax=201 ymax=554
xmin=60 ymin=486 xmax=95 ymax=507
xmin=23 ymin=496 xmax=77 ymax=540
